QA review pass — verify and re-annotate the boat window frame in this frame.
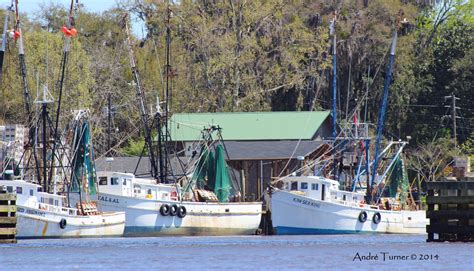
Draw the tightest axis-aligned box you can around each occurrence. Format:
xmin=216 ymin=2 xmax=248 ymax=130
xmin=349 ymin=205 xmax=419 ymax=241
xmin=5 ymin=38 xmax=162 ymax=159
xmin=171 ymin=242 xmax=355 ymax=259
xmin=311 ymin=183 xmax=319 ymax=190
xmin=16 ymin=186 xmax=22 ymax=194
xmin=99 ymin=177 xmax=108 ymax=186
xmin=111 ymin=177 xmax=119 ymax=186
xmin=290 ymin=181 xmax=298 ymax=191
xmin=300 ymin=182 xmax=308 ymax=190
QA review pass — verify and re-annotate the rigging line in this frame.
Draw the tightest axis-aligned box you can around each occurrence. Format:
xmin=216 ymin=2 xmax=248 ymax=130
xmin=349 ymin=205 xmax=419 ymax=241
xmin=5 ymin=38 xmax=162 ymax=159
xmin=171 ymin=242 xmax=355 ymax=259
xmin=275 ymin=111 xmax=325 ymax=179
xmin=344 ymin=48 xmax=390 ymax=124
xmin=272 ymin=138 xmax=349 ymax=183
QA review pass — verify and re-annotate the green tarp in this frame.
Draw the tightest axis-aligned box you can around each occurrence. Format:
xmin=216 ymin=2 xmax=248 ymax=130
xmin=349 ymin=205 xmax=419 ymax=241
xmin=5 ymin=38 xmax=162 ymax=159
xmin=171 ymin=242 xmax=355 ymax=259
xmin=190 ymin=144 xmax=232 ymax=202
xmin=71 ymin=122 xmax=97 ymax=195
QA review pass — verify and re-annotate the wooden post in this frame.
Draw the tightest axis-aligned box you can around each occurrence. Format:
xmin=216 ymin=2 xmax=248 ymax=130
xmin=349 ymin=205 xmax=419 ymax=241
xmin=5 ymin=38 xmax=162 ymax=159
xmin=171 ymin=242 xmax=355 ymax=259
xmin=426 ymin=177 xmax=474 ymax=242
xmin=0 ymin=187 xmax=17 ymax=244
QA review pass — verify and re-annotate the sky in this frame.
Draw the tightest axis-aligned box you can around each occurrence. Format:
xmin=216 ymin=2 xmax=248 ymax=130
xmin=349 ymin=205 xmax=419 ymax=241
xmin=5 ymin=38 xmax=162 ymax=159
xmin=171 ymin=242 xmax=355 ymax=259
xmin=0 ymin=0 xmax=145 ymax=37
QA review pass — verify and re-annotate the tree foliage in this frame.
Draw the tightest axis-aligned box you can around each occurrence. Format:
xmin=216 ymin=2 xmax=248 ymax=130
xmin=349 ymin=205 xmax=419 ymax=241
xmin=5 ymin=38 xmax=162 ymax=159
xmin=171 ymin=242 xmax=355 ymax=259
xmin=0 ymin=0 xmax=471 ymax=162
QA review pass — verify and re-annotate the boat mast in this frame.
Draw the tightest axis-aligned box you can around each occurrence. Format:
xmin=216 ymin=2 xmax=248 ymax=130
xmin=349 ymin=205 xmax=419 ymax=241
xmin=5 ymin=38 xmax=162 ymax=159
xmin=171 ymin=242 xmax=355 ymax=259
xmin=370 ymin=11 xmax=401 ymax=192
xmin=122 ymin=14 xmax=159 ymax=179
xmin=330 ymin=12 xmax=338 ymax=178
xmin=14 ymin=0 xmax=42 ymax=182
xmin=0 ymin=2 xmax=13 ymax=86
xmin=159 ymin=2 xmax=173 ymax=183
xmin=49 ymin=0 xmax=78 ymax=186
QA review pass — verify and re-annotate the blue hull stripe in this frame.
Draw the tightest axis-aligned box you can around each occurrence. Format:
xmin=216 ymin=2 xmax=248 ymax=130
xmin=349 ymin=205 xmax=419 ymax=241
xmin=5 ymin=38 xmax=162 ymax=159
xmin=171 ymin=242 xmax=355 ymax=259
xmin=274 ymin=226 xmax=374 ymax=235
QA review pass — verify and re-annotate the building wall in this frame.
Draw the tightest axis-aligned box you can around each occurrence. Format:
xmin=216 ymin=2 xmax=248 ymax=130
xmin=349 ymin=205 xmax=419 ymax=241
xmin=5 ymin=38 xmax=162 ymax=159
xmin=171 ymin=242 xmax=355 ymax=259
xmin=0 ymin=124 xmax=26 ymax=172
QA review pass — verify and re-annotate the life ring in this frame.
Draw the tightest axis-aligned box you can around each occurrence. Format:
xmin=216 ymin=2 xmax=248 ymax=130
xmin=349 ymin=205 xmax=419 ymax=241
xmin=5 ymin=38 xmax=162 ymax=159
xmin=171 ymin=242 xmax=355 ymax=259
xmin=170 ymin=204 xmax=179 ymax=216
xmin=160 ymin=204 xmax=171 ymax=216
xmin=177 ymin=206 xmax=187 ymax=218
xmin=59 ymin=218 xmax=67 ymax=229
xmin=358 ymin=211 xmax=368 ymax=223
xmin=372 ymin=212 xmax=381 ymax=224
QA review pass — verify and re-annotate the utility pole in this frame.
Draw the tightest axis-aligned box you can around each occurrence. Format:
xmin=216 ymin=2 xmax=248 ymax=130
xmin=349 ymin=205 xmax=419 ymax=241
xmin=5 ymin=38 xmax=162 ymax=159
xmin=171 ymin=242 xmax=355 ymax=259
xmin=444 ymin=94 xmax=460 ymax=147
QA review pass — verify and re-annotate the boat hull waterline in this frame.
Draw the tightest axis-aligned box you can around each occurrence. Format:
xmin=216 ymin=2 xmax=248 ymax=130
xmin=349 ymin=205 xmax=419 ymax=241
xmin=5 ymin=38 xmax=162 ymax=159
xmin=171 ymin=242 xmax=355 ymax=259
xmin=98 ymin=192 xmax=262 ymax=236
xmin=16 ymin=206 xmax=125 ymax=238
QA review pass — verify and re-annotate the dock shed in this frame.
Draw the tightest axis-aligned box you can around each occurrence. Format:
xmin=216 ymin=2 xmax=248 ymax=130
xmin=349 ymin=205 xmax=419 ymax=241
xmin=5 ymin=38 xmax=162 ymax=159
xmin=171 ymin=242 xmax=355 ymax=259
xmin=168 ymin=111 xmax=333 ymax=201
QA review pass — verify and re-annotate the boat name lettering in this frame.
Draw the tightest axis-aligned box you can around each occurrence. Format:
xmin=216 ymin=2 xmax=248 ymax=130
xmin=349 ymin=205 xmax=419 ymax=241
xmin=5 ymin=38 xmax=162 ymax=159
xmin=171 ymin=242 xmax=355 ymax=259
xmin=292 ymin=197 xmax=320 ymax=208
xmin=99 ymin=195 xmax=119 ymax=204
xmin=17 ymin=207 xmax=46 ymax=217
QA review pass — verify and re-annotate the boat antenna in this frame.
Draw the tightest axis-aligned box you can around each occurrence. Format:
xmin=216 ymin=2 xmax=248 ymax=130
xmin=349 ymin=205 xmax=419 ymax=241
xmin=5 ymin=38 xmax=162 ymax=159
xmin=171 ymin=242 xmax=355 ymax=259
xmin=122 ymin=13 xmax=159 ymax=179
xmin=49 ymin=0 xmax=79 ymax=188
xmin=370 ymin=10 xmax=402 ymax=195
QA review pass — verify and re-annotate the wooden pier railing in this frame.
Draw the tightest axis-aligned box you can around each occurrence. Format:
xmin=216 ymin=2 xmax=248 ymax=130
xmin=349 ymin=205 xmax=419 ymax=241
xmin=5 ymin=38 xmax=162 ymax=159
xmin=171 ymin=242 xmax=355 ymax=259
xmin=0 ymin=186 xmax=17 ymax=244
xmin=426 ymin=177 xmax=474 ymax=242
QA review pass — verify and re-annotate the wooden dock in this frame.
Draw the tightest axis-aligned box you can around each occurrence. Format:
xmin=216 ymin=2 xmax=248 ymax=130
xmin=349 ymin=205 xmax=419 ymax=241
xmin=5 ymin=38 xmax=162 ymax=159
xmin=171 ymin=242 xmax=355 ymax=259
xmin=0 ymin=186 xmax=17 ymax=244
xmin=426 ymin=177 xmax=474 ymax=242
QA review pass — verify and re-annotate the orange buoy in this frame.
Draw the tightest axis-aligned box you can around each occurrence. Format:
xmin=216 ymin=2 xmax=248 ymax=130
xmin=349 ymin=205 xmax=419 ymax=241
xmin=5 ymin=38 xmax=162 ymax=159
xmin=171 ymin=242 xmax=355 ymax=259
xmin=69 ymin=27 xmax=77 ymax=36
xmin=13 ymin=31 xmax=20 ymax=40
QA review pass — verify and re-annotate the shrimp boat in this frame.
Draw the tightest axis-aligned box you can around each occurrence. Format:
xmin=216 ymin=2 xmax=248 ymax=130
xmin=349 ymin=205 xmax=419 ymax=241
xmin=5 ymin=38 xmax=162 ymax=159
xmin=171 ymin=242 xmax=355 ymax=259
xmin=0 ymin=1 xmax=125 ymax=238
xmin=95 ymin=13 xmax=261 ymax=236
xmin=95 ymin=133 xmax=262 ymax=236
xmin=269 ymin=175 xmax=427 ymax=235
xmin=95 ymin=170 xmax=262 ymax=236
xmin=269 ymin=14 xmax=428 ymax=235
xmin=0 ymin=179 xmax=124 ymax=238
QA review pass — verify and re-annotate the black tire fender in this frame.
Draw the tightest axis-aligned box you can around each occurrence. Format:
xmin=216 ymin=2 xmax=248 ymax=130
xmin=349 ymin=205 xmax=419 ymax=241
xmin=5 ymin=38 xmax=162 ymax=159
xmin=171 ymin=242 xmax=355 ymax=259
xmin=170 ymin=204 xmax=179 ymax=216
xmin=358 ymin=211 xmax=368 ymax=223
xmin=59 ymin=218 xmax=67 ymax=229
xmin=177 ymin=206 xmax=187 ymax=218
xmin=160 ymin=204 xmax=171 ymax=216
xmin=373 ymin=212 xmax=381 ymax=224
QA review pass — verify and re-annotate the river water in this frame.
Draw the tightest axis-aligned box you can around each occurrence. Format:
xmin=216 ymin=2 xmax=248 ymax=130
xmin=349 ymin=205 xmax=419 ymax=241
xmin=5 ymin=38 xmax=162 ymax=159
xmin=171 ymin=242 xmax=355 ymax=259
xmin=0 ymin=234 xmax=472 ymax=270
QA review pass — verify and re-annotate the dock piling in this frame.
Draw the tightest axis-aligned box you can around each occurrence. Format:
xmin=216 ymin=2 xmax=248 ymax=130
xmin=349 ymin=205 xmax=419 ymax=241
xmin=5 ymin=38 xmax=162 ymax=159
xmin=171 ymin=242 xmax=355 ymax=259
xmin=426 ymin=177 xmax=474 ymax=242
xmin=0 ymin=186 xmax=17 ymax=244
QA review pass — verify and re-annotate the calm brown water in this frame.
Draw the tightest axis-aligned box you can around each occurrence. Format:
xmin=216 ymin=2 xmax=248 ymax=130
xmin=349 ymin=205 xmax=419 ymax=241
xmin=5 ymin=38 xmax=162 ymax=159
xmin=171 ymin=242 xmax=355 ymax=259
xmin=0 ymin=234 xmax=472 ymax=270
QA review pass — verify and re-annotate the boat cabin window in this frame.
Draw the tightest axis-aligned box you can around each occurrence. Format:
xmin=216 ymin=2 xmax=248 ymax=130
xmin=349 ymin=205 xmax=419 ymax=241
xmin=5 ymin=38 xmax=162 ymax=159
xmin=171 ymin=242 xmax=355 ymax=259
xmin=122 ymin=178 xmax=128 ymax=185
xmin=99 ymin=177 xmax=107 ymax=186
xmin=6 ymin=186 xmax=12 ymax=193
xmin=134 ymin=184 xmax=141 ymax=194
xmin=147 ymin=189 xmax=152 ymax=195
xmin=111 ymin=177 xmax=119 ymax=185
xmin=30 ymin=189 xmax=34 ymax=196
xmin=49 ymin=198 xmax=54 ymax=205
xmin=54 ymin=199 xmax=59 ymax=206
xmin=300 ymin=182 xmax=308 ymax=190
xmin=16 ymin=187 xmax=22 ymax=194
xmin=311 ymin=183 xmax=319 ymax=190
xmin=40 ymin=197 xmax=44 ymax=203
xmin=343 ymin=195 xmax=346 ymax=201
xmin=37 ymin=187 xmax=43 ymax=192
xmin=290 ymin=182 xmax=298 ymax=191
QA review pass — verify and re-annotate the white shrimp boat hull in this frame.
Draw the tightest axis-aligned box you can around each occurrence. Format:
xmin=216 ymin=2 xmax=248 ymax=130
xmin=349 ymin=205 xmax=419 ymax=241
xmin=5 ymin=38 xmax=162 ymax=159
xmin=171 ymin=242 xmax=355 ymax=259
xmin=271 ymin=188 xmax=427 ymax=234
xmin=0 ymin=179 xmax=125 ymax=239
xmin=98 ymin=192 xmax=262 ymax=236
xmin=16 ymin=206 xmax=125 ymax=238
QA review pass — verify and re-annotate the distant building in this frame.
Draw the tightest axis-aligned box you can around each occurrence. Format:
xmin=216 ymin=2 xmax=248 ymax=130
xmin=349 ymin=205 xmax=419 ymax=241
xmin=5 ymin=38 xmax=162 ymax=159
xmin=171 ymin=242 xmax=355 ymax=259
xmin=0 ymin=124 xmax=27 ymax=172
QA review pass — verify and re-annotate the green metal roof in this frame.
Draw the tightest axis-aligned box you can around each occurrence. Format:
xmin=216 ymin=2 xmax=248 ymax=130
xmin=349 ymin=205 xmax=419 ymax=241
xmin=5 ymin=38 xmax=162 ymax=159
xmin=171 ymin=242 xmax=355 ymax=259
xmin=168 ymin=111 xmax=330 ymax=141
